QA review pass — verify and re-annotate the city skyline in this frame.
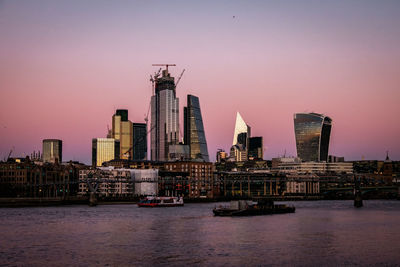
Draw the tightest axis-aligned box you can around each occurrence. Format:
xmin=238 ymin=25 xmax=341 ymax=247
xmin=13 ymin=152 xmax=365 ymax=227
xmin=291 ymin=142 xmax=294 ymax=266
xmin=1 ymin=1 xmax=400 ymax=163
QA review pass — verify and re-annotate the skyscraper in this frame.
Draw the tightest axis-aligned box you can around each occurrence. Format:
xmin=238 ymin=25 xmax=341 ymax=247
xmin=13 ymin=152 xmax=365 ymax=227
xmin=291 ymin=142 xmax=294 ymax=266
xmin=232 ymin=112 xmax=251 ymax=148
xmin=92 ymin=138 xmax=120 ymax=167
xmin=184 ymin=94 xmax=209 ymax=162
xmin=112 ymin=109 xmax=133 ymax=160
xmin=294 ymin=113 xmax=332 ymax=162
xmin=132 ymin=123 xmax=147 ymax=160
xmin=230 ymin=112 xmax=251 ymax=161
xmin=42 ymin=139 xmax=62 ymax=163
xmin=151 ymin=67 xmax=180 ymax=161
xmin=248 ymin=137 xmax=263 ymax=160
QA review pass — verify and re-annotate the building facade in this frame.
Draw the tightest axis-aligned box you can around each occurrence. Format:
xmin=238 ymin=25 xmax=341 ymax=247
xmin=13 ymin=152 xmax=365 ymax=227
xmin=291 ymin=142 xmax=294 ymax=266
xmin=132 ymin=123 xmax=147 ymax=160
xmin=232 ymin=112 xmax=251 ymax=148
xmin=151 ymin=68 xmax=180 ymax=161
xmin=248 ymin=137 xmax=263 ymax=160
xmin=294 ymin=113 xmax=332 ymax=162
xmin=164 ymin=161 xmax=213 ymax=198
xmin=78 ymin=168 xmax=133 ymax=198
xmin=215 ymin=171 xmax=286 ymax=198
xmin=131 ymin=169 xmax=158 ymax=196
xmin=112 ymin=109 xmax=133 ymax=160
xmin=216 ymin=149 xmax=227 ymax=163
xmin=184 ymin=95 xmax=209 ymax=162
xmin=285 ymin=174 xmax=320 ymax=195
xmin=272 ymin=161 xmax=353 ymax=174
xmin=0 ymin=159 xmax=81 ymax=198
xmin=42 ymin=139 xmax=62 ymax=163
xmin=92 ymin=138 xmax=120 ymax=167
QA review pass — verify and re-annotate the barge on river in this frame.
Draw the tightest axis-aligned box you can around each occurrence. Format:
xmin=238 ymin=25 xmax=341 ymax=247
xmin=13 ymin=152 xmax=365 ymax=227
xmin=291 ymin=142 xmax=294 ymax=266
xmin=213 ymin=198 xmax=295 ymax=216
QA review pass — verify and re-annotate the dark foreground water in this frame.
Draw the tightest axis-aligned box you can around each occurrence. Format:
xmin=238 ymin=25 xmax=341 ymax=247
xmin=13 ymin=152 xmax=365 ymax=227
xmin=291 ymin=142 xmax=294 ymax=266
xmin=1 ymin=200 xmax=400 ymax=266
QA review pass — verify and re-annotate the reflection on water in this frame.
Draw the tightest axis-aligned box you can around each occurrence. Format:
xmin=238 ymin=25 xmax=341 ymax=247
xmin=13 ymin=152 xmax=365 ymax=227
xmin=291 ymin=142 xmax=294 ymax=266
xmin=1 ymin=200 xmax=400 ymax=266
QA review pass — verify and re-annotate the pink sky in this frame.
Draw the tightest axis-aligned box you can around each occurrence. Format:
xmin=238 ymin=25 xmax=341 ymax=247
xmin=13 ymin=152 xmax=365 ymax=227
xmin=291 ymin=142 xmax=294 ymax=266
xmin=1 ymin=1 xmax=399 ymax=163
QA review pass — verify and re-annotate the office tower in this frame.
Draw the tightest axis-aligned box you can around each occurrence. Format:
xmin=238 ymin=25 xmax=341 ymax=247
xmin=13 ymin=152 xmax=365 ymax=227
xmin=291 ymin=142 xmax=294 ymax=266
xmin=294 ymin=113 xmax=332 ymax=162
xmin=184 ymin=95 xmax=209 ymax=162
xmin=112 ymin=109 xmax=133 ymax=160
xmin=232 ymin=112 xmax=251 ymax=148
xmin=132 ymin=123 xmax=147 ymax=160
xmin=216 ymin=149 xmax=227 ymax=163
xmin=249 ymin=137 xmax=263 ymax=160
xmin=151 ymin=67 xmax=180 ymax=161
xmin=42 ymin=139 xmax=62 ymax=163
xmin=230 ymin=112 xmax=251 ymax=161
xmin=230 ymin=144 xmax=248 ymax=162
xmin=92 ymin=138 xmax=120 ymax=167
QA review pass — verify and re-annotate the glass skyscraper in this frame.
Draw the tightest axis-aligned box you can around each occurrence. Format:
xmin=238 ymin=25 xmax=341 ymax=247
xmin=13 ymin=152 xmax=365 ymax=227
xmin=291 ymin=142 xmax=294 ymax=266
xmin=112 ymin=109 xmax=133 ymax=160
xmin=151 ymin=68 xmax=180 ymax=161
xmin=294 ymin=113 xmax=332 ymax=162
xmin=42 ymin=139 xmax=62 ymax=163
xmin=132 ymin=123 xmax=147 ymax=160
xmin=184 ymin=95 xmax=209 ymax=162
xmin=232 ymin=112 xmax=251 ymax=148
xmin=248 ymin=137 xmax=263 ymax=160
xmin=92 ymin=138 xmax=120 ymax=167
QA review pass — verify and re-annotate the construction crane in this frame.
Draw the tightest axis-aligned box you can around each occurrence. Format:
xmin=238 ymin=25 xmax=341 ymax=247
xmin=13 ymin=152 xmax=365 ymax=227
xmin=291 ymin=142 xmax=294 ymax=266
xmin=6 ymin=147 xmax=13 ymax=161
xmin=152 ymin=64 xmax=176 ymax=73
xmin=175 ymin=69 xmax=185 ymax=89
xmin=149 ymin=68 xmax=161 ymax=95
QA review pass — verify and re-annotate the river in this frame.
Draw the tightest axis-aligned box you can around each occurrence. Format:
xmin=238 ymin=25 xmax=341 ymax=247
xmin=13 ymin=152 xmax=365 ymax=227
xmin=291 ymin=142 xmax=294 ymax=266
xmin=1 ymin=200 xmax=399 ymax=266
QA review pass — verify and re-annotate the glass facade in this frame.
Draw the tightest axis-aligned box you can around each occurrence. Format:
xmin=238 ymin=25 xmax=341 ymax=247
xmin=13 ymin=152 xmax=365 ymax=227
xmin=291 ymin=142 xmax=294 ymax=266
xmin=249 ymin=137 xmax=263 ymax=160
xmin=184 ymin=95 xmax=209 ymax=162
xmin=116 ymin=109 xmax=128 ymax=122
xmin=232 ymin=112 xmax=250 ymax=146
xmin=151 ymin=69 xmax=180 ymax=161
xmin=42 ymin=139 xmax=62 ymax=163
xmin=92 ymin=138 xmax=120 ymax=167
xmin=133 ymin=123 xmax=147 ymax=160
xmin=112 ymin=112 xmax=133 ymax=160
xmin=294 ymin=113 xmax=332 ymax=162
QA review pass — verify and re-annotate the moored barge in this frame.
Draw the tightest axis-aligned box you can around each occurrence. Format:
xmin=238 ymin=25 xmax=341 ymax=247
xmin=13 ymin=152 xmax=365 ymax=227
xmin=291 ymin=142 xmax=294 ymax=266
xmin=213 ymin=199 xmax=295 ymax=216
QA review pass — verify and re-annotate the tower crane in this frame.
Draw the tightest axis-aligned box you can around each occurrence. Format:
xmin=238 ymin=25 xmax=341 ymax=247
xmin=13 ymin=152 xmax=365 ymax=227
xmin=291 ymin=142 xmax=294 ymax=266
xmin=175 ymin=69 xmax=185 ymax=89
xmin=152 ymin=64 xmax=176 ymax=73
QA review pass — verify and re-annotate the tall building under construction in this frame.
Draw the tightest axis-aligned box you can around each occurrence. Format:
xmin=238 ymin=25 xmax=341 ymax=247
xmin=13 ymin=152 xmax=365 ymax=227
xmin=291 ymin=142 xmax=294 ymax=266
xmin=150 ymin=66 xmax=180 ymax=161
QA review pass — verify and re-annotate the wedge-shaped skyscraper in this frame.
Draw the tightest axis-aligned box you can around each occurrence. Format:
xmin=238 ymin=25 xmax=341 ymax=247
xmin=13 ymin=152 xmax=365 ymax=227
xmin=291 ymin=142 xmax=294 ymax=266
xmin=232 ymin=112 xmax=251 ymax=148
xmin=294 ymin=113 xmax=332 ymax=162
xmin=184 ymin=95 xmax=209 ymax=162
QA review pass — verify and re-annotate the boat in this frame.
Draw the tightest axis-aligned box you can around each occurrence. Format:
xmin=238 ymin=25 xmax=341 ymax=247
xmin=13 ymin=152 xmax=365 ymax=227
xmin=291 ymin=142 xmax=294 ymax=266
xmin=213 ymin=198 xmax=295 ymax=216
xmin=138 ymin=196 xmax=184 ymax=207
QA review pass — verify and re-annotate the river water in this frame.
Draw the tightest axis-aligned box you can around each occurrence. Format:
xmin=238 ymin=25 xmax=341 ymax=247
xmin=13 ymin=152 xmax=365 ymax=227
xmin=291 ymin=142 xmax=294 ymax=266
xmin=1 ymin=200 xmax=399 ymax=266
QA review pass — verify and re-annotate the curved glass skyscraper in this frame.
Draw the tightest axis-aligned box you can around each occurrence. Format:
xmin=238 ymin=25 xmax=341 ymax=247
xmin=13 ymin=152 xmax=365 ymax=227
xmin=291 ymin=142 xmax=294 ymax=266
xmin=294 ymin=113 xmax=332 ymax=162
xmin=184 ymin=95 xmax=209 ymax=162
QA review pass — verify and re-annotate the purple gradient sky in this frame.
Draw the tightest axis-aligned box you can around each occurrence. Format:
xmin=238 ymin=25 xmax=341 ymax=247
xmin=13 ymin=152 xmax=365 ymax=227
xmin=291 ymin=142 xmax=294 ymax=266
xmin=1 ymin=0 xmax=400 ymax=163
